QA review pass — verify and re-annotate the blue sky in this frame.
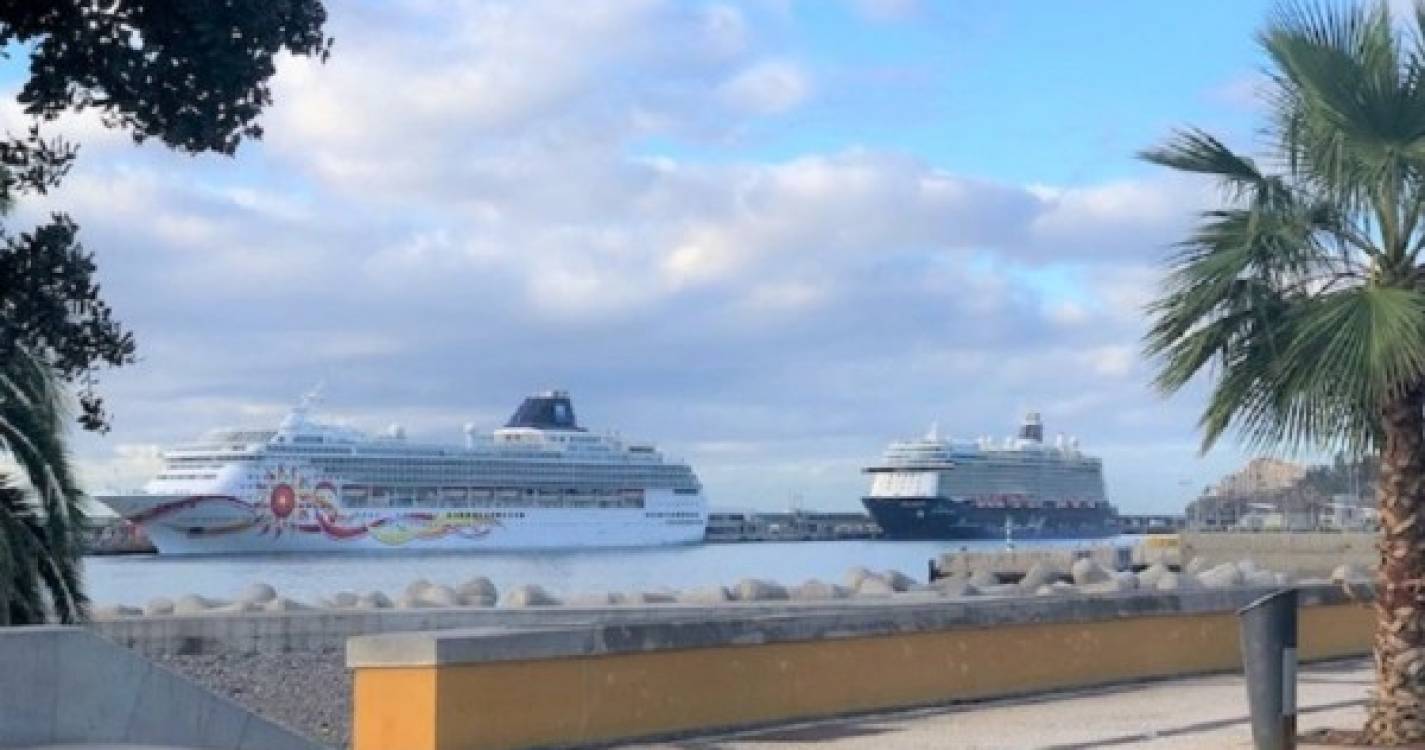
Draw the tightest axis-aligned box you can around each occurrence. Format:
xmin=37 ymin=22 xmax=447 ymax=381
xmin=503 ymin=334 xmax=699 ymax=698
xmin=1 ymin=0 xmax=1325 ymax=513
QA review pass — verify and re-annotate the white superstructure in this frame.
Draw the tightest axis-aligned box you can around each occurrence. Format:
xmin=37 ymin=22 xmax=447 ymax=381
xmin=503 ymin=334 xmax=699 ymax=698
xmin=96 ymin=390 xmax=707 ymax=553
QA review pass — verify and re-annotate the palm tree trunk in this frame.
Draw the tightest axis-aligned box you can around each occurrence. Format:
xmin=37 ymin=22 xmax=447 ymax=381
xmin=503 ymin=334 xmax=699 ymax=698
xmin=1365 ymin=384 xmax=1425 ymax=744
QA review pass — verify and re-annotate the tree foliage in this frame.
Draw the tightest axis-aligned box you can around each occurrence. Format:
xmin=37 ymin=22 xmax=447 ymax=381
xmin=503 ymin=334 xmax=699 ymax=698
xmin=0 ymin=1 xmax=329 ymax=623
xmin=1144 ymin=1 xmax=1425 ymax=741
xmin=1143 ymin=2 xmax=1425 ymax=456
xmin=0 ymin=0 xmax=331 ymax=431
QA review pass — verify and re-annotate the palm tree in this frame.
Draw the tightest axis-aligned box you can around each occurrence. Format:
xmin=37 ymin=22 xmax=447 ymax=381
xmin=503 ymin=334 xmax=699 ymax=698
xmin=1144 ymin=1 xmax=1425 ymax=741
xmin=0 ymin=346 xmax=88 ymax=624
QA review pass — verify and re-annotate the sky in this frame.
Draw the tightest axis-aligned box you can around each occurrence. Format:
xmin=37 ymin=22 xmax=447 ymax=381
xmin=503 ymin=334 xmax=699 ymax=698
xmin=1 ymin=0 xmax=1323 ymax=514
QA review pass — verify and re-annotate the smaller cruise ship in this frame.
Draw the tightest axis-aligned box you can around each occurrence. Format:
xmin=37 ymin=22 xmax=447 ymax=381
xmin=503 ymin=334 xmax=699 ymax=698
xmin=96 ymin=390 xmax=708 ymax=553
xmin=862 ymin=412 xmax=1118 ymax=540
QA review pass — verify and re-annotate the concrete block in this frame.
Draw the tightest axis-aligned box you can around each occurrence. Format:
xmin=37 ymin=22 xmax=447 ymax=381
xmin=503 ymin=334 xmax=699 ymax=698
xmin=0 ymin=627 xmax=59 ymax=746
xmin=791 ymin=580 xmax=850 ymax=601
xmin=677 ymin=585 xmax=731 ymax=605
xmin=238 ymin=713 xmax=325 ymax=750
xmin=1019 ymin=561 xmax=1059 ymax=591
xmin=238 ymin=582 xmax=277 ymax=605
xmin=457 ymin=577 xmax=497 ymax=607
xmin=502 ymin=584 xmax=562 ymax=607
xmin=1137 ymin=562 xmax=1170 ymax=588
xmin=53 ymin=629 xmax=148 ymax=742
xmin=884 ymin=570 xmax=917 ymax=592
xmin=1071 ymin=558 xmax=1112 ymax=585
xmin=968 ymin=569 xmax=1000 ymax=587
xmin=853 ymin=576 xmax=896 ymax=598
xmin=143 ymin=597 xmax=175 ymax=616
xmin=733 ymin=578 xmax=789 ymax=602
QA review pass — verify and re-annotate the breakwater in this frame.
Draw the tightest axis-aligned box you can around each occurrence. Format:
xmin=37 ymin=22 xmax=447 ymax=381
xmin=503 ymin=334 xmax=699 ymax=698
xmin=86 ymin=547 xmax=1373 ymax=748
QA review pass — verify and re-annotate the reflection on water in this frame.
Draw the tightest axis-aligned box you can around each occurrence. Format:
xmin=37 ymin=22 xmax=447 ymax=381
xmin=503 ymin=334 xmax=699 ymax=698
xmin=83 ymin=536 xmax=1143 ymax=604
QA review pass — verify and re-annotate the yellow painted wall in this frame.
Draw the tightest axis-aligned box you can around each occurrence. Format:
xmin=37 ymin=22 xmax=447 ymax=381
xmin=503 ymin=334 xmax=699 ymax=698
xmin=352 ymin=602 xmax=1375 ymax=750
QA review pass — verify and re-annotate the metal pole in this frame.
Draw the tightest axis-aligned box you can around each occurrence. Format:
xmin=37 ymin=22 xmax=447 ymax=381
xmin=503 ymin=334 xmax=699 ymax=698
xmin=1238 ymin=588 xmax=1299 ymax=750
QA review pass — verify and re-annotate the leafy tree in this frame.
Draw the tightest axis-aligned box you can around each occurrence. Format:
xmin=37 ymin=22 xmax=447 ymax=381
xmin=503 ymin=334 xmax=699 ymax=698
xmin=0 ymin=1 xmax=330 ymax=622
xmin=1144 ymin=1 xmax=1425 ymax=741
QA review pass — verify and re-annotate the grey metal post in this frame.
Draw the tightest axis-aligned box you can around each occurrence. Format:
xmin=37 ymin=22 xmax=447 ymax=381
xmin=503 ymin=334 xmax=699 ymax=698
xmin=1238 ymin=588 xmax=1299 ymax=750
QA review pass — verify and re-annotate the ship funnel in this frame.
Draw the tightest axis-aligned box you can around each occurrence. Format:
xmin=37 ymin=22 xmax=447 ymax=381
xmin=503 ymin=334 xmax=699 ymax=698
xmin=505 ymin=389 xmax=584 ymax=432
xmin=1018 ymin=411 xmax=1044 ymax=443
xmin=463 ymin=422 xmax=477 ymax=449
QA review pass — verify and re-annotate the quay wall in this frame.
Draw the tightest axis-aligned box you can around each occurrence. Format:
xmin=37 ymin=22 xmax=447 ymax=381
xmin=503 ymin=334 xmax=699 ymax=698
xmin=349 ymin=584 xmax=1374 ymax=750
xmin=1180 ymin=531 xmax=1376 ymax=576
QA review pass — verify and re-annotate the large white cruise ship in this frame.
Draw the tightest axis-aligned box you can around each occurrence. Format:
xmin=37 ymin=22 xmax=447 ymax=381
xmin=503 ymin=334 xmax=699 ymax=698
xmin=96 ymin=390 xmax=708 ymax=553
xmin=861 ymin=412 xmax=1117 ymax=540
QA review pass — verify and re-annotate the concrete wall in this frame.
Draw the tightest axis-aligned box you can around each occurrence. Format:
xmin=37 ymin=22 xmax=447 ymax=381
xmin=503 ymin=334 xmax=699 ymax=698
xmin=1181 ymin=531 xmax=1376 ymax=575
xmin=347 ymin=585 xmax=1375 ymax=750
xmin=0 ymin=626 xmax=322 ymax=750
xmin=95 ymin=599 xmax=978 ymax=658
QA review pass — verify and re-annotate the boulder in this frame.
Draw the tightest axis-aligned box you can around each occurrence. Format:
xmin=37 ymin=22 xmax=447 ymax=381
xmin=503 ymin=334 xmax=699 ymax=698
xmin=331 ymin=591 xmax=360 ymax=608
xmin=92 ymin=604 xmax=142 ymax=620
xmin=931 ymin=578 xmax=979 ymax=598
xmin=238 ymin=582 xmax=277 ymax=605
xmin=1136 ymin=562 xmax=1170 ymax=588
xmin=405 ymin=579 xmax=434 ymax=599
xmin=1155 ymin=572 xmax=1199 ymax=592
xmin=396 ymin=594 xmax=437 ymax=609
xmin=1184 ymin=556 xmax=1212 ymax=576
xmin=210 ymin=600 xmax=258 ymax=615
xmin=733 ymin=578 xmax=789 ymax=602
xmin=1197 ymin=562 xmax=1245 ymax=589
xmin=968 ymin=569 xmax=1000 ymax=588
xmin=1112 ymin=571 xmax=1139 ymax=590
xmin=677 ymin=585 xmax=731 ymax=605
xmin=1035 ymin=582 xmax=1076 ymax=596
xmin=791 ymin=579 xmax=850 ymax=601
xmin=883 ymin=570 xmax=917 ymax=592
xmin=173 ymin=594 xmax=224 ymax=615
xmin=456 ymin=577 xmax=498 ymax=607
xmin=143 ymin=597 xmax=175 ymax=616
xmin=853 ymin=576 xmax=896 ymax=598
xmin=1236 ymin=559 xmax=1259 ymax=575
xmin=356 ymin=591 xmax=393 ymax=610
xmin=1019 ymin=561 xmax=1059 ymax=591
xmin=1071 ymin=558 xmax=1112 ymax=585
xmin=843 ymin=566 xmax=877 ymax=591
xmin=1332 ymin=563 xmax=1371 ymax=584
xmin=503 ymin=584 xmax=561 ymax=607
xmin=263 ymin=597 xmax=311 ymax=612
xmin=419 ymin=585 xmax=460 ymax=608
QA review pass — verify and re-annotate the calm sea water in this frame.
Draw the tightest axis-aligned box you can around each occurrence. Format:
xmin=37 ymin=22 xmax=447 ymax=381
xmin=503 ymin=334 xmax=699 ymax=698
xmin=82 ymin=537 xmax=1143 ymax=605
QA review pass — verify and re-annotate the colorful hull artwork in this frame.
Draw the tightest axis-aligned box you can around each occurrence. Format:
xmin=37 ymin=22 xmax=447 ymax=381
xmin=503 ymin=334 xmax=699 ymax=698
xmin=113 ymin=465 xmax=499 ymax=549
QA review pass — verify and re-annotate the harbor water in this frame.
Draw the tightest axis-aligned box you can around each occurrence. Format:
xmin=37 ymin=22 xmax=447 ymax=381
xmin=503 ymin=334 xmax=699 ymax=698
xmin=81 ymin=537 xmax=1143 ymax=605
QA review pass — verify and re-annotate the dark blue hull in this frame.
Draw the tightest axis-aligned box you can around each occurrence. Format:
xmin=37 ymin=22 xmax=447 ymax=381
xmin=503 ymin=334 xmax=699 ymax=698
xmin=862 ymin=496 xmax=1118 ymax=540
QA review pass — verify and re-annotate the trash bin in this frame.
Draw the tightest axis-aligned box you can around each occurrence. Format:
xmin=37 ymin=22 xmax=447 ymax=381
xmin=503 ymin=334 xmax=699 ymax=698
xmin=1238 ymin=588 xmax=1299 ymax=750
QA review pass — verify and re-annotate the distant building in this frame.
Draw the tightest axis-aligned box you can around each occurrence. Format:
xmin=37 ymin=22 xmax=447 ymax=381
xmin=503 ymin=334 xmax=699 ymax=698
xmin=705 ymin=510 xmax=881 ymax=542
xmin=1212 ymin=458 xmax=1307 ymax=497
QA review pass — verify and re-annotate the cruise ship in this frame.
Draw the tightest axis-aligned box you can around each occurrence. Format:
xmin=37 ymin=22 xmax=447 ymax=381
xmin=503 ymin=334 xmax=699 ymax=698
xmin=861 ymin=413 xmax=1117 ymax=540
xmin=96 ymin=390 xmax=708 ymax=553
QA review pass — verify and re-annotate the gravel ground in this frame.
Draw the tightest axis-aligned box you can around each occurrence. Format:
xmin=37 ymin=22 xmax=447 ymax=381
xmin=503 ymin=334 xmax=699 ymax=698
xmin=156 ymin=651 xmax=350 ymax=749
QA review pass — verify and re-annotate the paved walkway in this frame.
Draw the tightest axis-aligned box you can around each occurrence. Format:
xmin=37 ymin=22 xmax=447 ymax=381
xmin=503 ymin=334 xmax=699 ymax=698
xmin=626 ymin=659 xmax=1373 ymax=750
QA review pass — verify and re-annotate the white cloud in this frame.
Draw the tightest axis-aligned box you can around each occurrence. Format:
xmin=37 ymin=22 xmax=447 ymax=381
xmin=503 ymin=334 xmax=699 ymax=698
xmin=0 ymin=0 xmax=1248 ymax=515
xmin=717 ymin=59 xmax=811 ymax=115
